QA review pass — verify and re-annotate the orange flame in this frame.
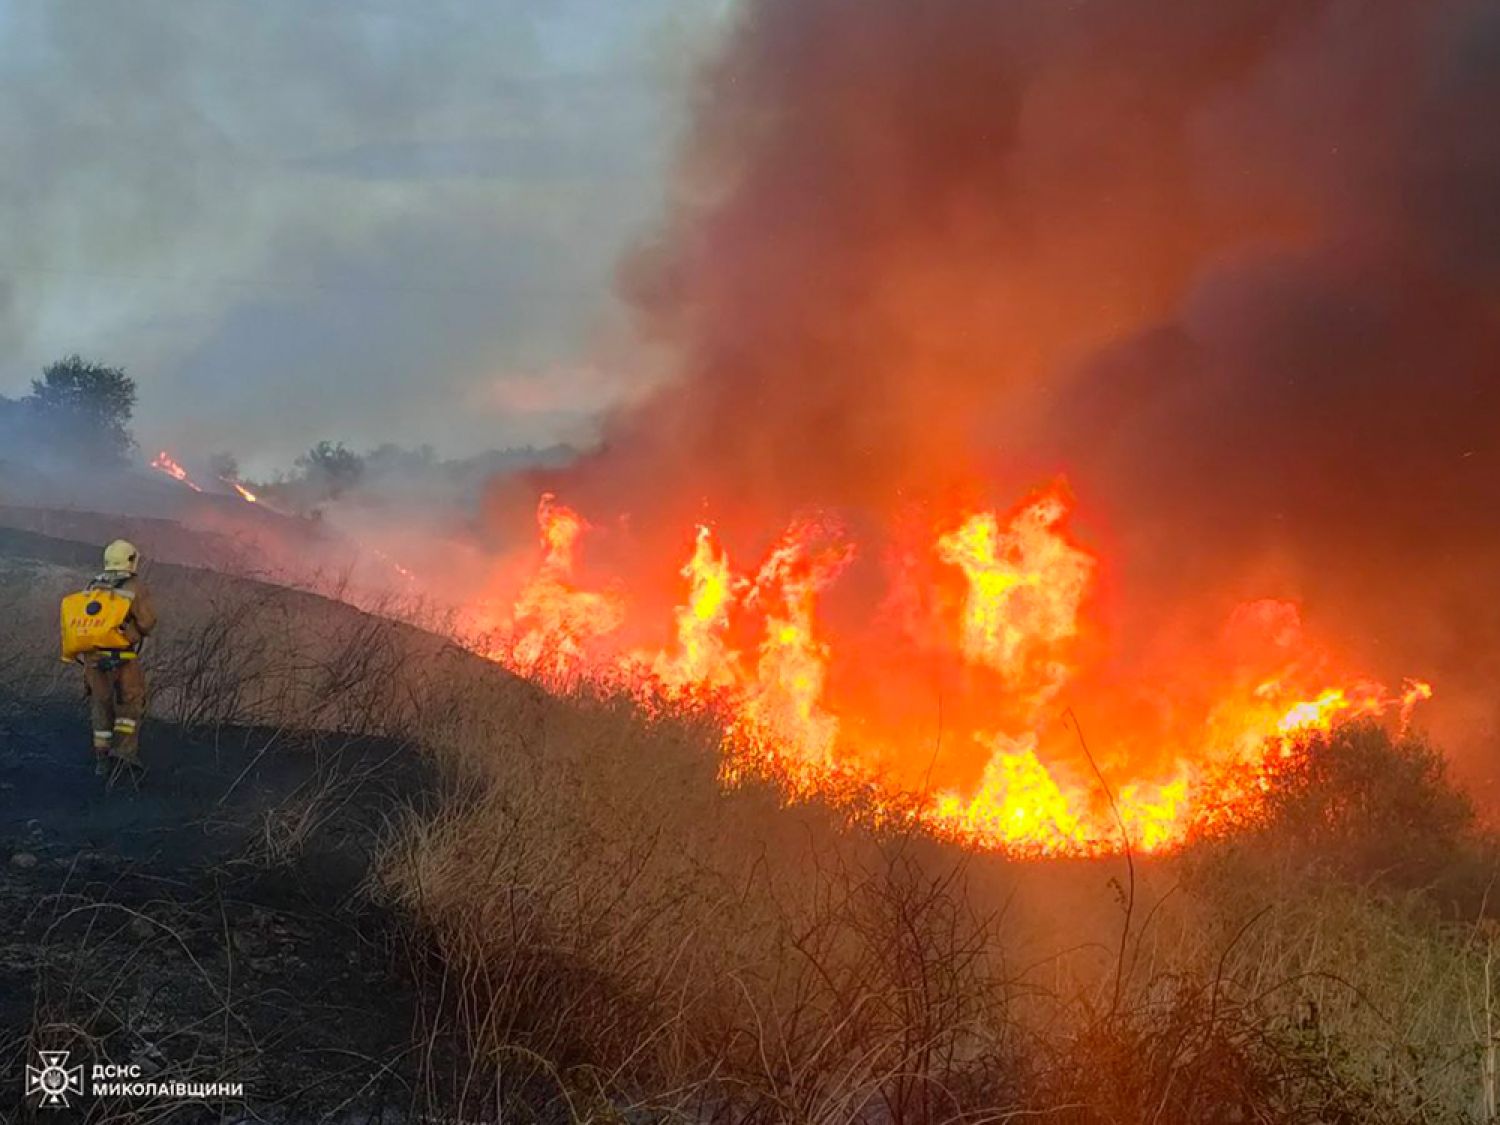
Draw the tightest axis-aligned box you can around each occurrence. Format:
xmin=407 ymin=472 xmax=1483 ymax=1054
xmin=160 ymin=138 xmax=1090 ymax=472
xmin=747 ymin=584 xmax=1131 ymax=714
xmin=936 ymin=488 xmax=1093 ymax=710
xmin=650 ymin=525 xmax=743 ymax=696
xmin=737 ymin=516 xmax=855 ymax=775
xmin=501 ymin=494 xmax=626 ymax=685
xmin=473 ymin=485 xmax=1432 ymax=857
xmin=150 ymin=450 xmax=203 ymax=492
xmin=223 ymin=479 xmax=259 ymax=503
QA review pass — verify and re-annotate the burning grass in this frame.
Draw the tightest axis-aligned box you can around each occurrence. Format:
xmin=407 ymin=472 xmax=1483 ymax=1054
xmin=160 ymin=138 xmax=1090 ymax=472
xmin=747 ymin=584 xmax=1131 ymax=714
xmin=2 ymin=528 xmax=1492 ymax=1121
xmin=462 ymin=488 xmax=1434 ymax=860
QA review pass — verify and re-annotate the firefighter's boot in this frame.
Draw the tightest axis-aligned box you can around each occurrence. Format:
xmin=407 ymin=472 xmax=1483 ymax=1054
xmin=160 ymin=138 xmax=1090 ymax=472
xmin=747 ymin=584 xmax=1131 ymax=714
xmin=109 ymin=718 xmax=146 ymax=779
xmin=92 ymin=726 xmax=113 ymax=776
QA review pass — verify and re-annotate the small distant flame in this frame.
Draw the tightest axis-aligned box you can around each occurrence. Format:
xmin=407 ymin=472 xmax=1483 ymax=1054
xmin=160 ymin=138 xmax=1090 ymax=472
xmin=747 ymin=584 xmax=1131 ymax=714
xmin=150 ymin=451 xmax=203 ymax=492
xmin=153 ymin=449 xmax=268 ymax=507
xmin=222 ymin=478 xmax=259 ymax=503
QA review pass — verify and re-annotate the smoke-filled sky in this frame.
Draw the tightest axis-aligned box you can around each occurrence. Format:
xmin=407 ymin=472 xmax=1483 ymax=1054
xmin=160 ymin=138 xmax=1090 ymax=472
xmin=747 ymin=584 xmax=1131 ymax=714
xmin=0 ymin=0 xmax=722 ymax=471
xmin=592 ymin=0 xmax=1498 ymax=512
xmin=541 ymin=0 xmax=1499 ymax=780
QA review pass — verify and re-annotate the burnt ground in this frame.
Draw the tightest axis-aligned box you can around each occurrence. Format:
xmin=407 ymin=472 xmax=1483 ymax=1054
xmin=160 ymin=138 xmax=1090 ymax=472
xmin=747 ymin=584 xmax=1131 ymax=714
xmin=0 ymin=696 xmax=471 ymax=1124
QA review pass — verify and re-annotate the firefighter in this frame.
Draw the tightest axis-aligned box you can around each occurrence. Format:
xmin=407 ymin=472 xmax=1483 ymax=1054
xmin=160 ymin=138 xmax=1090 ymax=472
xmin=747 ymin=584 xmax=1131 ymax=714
xmin=76 ymin=539 xmax=158 ymax=775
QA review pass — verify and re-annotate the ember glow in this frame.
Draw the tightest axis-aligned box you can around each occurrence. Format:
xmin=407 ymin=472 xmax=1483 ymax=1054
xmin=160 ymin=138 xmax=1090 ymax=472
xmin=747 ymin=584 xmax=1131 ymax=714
xmin=471 ymin=486 xmax=1433 ymax=858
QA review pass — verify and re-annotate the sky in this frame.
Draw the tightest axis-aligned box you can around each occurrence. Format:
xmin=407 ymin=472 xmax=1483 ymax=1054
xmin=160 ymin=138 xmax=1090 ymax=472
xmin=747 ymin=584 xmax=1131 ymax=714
xmin=0 ymin=0 xmax=723 ymax=473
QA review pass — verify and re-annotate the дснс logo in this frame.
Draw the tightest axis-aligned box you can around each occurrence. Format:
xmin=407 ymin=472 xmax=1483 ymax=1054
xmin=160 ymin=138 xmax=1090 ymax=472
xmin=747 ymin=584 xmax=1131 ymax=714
xmin=26 ymin=1050 xmax=85 ymax=1109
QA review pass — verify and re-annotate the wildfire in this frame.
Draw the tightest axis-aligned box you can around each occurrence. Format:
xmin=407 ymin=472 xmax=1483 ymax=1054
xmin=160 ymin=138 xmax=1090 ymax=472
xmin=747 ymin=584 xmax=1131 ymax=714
xmin=935 ymin=490 xmax=1092 ymax=711
xmin=502 ymin=493 xmax=627 ymax=683
xmin=476 ymin=485 xmax=1432 ymax=857
xmin=223 ymin=478 xmax=259 ymax=503
xmin=151 ymin=450 xmax=267 ymax=508
xmin=737 ymin=516 xmax=855 ymax=774
xmin=649 ymin=525 xmax=742 ymax=695
xmin=150 ymin=451 xmax=203 ymax=492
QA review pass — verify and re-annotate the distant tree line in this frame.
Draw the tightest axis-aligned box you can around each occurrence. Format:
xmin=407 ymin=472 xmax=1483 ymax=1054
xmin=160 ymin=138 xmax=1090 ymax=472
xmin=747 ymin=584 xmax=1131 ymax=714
xmin=222 ymin=439 xmax=577 ymax=512
xmin=2 ymin=353 xmax=577 ymax=502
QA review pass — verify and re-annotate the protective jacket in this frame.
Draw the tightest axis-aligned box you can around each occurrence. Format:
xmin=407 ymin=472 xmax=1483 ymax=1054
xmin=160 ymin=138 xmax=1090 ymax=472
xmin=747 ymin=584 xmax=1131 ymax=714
xmin=79 ymin=572 xmax=157 ymax=764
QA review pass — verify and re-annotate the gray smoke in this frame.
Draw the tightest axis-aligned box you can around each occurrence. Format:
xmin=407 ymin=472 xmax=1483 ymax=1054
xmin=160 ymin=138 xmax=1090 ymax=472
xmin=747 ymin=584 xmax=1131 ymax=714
xmin=0 ymin=0 xmax=715 ymax=469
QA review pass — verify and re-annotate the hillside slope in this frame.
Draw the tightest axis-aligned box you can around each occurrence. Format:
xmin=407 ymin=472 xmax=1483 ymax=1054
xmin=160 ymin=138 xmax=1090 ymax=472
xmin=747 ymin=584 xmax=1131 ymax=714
xmin=0 ymin=526 xmax=533 ymax=1122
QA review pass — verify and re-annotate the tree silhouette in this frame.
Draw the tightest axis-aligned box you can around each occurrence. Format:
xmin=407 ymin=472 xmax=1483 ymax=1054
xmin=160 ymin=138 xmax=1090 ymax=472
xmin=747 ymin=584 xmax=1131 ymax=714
xmin=24 ymin=355 xmax=137 ymax=465
xmin=295 ymin=440 xmax=364 ymax=498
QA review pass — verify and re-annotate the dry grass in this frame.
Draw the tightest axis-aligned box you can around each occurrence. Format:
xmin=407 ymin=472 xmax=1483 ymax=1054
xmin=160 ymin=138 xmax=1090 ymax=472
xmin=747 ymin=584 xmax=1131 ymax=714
xmin=0 ymin=550 xmax=537 ymax=747
xmin=382 ymin=690 xmax=1499 ymax=1123
xmin=382 ymin=693 xmax=1025 ymax=1122
xmin=4 ymin=545 xmax=1494 ymax=1122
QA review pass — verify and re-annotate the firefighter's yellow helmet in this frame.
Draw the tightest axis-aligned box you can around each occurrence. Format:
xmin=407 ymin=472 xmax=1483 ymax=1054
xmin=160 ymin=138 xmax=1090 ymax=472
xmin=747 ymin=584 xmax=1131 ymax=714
xmin=102 ymin=539 xmax=140 ymax=575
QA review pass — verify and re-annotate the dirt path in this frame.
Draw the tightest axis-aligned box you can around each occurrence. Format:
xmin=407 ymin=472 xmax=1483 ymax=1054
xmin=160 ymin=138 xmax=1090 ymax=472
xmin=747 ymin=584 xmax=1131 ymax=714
xmin=0 ymin=699 xmax=449 ymax=1123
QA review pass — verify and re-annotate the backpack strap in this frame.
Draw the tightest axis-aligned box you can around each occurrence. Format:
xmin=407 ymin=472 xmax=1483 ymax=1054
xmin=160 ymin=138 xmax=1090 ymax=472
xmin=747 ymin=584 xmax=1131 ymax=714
xmin=87 ymin=573 xmax=136 ymax=598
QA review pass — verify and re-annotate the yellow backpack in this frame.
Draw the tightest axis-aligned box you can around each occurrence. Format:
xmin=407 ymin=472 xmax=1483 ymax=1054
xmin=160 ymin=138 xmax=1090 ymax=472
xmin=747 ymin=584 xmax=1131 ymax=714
xmin=60 ymin=581 xmax=136 ymax=662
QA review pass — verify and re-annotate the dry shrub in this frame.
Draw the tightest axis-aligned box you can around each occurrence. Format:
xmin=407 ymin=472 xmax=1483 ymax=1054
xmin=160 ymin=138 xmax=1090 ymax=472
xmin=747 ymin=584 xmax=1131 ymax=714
xmin=382 ymin=692 xmax=1031 ymax=1123
xmin=1025 ymin=886 xmax=1477 ymax=1124
xmin=381 ymin=691 xmax=1499 ymax=1123
xmin=0 ymin=556 xmax=78 ymax=707
xmin=1192 ymin=722 xmax=1477 ymax=898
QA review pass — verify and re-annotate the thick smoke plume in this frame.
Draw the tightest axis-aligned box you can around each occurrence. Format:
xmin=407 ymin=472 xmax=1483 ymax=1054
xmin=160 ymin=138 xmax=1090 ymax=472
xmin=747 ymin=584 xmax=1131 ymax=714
xmin=519 ymin=0 xmax=1500 ymax=784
